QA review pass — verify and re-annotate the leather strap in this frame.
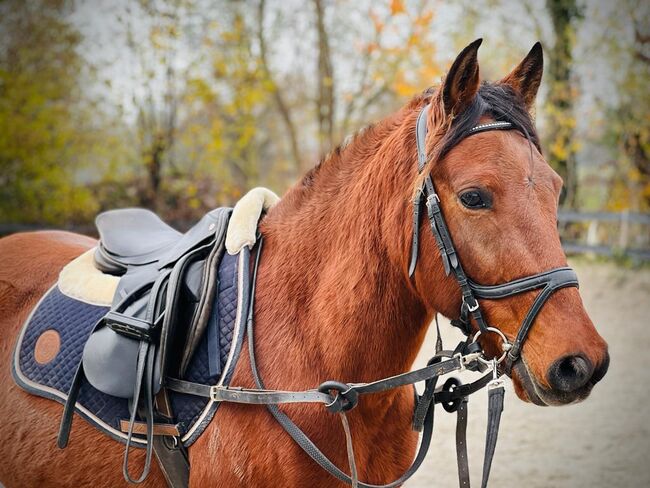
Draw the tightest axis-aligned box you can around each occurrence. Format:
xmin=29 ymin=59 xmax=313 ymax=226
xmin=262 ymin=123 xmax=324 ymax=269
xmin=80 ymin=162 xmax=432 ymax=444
xmin=166 ymin=352 xmax=465 ymax=406
xmin=122 ymin=341 xmax=155 ymax=483
xmin=153 ymin=436 xmax=190 ymax=488
xmin=455 ymin=399 xmax=470 ymax=487
xmin=452 ymin=383 xmax=504 ymax=488
xmin=481 ymin=385 xmax=504 ymax=488
xmin=469 ymin=267 xmax=578 ymax=299
xmin=246 ymin=239 xmax=440 ymax=488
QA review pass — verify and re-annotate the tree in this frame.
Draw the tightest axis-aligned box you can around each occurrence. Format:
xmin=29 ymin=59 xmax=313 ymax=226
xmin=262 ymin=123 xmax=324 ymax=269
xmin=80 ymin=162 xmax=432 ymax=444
xmin=544 ymin=0 xmax=582 ymax=208
xmin=597 ymin=0 xmax=650 ymax=211
xmin=0 ymin=0 xmax=98 ymax=224
xmin=314 ymin=0 xmax=335 ymax=160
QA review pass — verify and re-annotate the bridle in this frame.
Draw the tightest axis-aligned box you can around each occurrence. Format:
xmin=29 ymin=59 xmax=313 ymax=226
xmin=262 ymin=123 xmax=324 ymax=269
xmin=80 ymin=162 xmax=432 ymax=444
xmin=167 ymin=102 xmax=581 ymax=488
xmin=408 ymin=103 xmax=579 ymax=374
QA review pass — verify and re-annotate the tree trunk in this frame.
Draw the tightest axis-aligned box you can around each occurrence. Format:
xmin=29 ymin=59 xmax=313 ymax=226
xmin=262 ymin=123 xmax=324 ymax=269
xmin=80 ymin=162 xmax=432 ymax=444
xmin=545 ymin=0 xmax=581 ymax=208
xmin=257 ymin=0 xmax=303 ymax=173
xmin=314 ymin=0 xmax=335 ymax=160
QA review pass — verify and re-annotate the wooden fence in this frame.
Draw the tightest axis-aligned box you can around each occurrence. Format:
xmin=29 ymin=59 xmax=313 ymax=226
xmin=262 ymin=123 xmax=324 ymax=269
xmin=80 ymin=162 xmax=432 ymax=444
xmin=2 ymin=211 xmax=649 ymax=261
xmin=558 ymin=210 xmax=650 ymax=261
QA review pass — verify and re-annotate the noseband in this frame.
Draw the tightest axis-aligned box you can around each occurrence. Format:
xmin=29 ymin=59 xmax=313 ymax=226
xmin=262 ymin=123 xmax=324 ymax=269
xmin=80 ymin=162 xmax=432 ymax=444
xmin=408 ymin=103 xmax=579 ymax=372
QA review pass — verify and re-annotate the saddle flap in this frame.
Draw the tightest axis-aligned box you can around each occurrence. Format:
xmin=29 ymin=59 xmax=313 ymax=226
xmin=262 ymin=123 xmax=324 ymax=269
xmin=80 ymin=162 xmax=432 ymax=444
xmin=83 ymin=326 xmax=162 ymax=399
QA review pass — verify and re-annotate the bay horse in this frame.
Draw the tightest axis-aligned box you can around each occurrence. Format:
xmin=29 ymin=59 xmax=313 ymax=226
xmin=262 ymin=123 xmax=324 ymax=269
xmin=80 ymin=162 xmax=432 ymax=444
xmin=0 ymin=40 xmax=608 ymax=487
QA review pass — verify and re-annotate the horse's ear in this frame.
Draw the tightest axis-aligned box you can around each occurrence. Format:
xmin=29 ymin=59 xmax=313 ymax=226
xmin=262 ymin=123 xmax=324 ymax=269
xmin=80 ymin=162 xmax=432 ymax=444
xmin=440 ymin=38 xmax=482 ymax=116
xmin=500 ymin=42 xmax=544 ymax=111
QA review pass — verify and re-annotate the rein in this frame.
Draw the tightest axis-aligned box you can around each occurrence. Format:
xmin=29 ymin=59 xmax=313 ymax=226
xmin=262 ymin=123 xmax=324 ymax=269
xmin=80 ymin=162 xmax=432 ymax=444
xmin=167 ymin=103 xmax=580 ymax=487
xmin=169 ymin=237 xmax=500 ymax=488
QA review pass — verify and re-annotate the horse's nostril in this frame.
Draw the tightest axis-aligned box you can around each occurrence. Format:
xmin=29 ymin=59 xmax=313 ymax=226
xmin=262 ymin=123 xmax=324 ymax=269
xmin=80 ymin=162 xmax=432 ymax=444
xmin=548 ymin=355 xmax=593 ymax=392
xmin=591 ymin=352 xmax=610 ymax=385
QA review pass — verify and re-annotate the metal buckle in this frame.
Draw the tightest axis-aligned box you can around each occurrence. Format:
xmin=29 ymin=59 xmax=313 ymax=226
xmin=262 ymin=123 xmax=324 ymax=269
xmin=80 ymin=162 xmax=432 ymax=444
xmin=210 ymin=385 xmax=244 ymax=402
xmin=453 ymin=351 xmax=483 ymax=372
xmin=472 ymin=326 xmax=512 ymax=365
xmin=426 ymin=193 xmax=440 ymax=208
xmin=464 ymin=297 xmax=479 ymax=312
xmin=488 ymin=359 xmax=505 ymax=390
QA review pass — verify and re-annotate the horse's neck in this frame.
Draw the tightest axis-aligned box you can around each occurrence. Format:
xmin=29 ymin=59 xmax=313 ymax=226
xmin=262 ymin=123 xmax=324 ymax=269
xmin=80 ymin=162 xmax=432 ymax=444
xmin=254 ymin=120 xmax=432 ymax=387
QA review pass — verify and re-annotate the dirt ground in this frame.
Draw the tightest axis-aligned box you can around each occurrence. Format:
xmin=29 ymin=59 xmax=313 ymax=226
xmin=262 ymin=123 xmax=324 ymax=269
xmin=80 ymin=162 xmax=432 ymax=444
xmin=407 ymin=259 xmax=650 ymax=488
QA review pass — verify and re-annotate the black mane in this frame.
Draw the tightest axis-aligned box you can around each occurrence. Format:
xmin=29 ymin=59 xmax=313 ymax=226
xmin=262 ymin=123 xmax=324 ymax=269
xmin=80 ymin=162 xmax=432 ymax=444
xmin=437 ymin=82 xmax=540 ymax=161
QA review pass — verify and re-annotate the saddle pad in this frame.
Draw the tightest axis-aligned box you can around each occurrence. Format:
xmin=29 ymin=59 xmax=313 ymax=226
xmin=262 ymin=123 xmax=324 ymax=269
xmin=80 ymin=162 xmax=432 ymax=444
xmin=12 ymin=251 xmax=249 ymax=448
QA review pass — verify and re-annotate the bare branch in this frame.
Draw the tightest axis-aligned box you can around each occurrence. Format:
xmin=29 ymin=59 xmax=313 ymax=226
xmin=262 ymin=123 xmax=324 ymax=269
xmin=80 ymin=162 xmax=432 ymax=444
xmin=257 ymin=0 xmax=303 ymax=172
xmin=314 ymin=0 xmax=335 ymax=158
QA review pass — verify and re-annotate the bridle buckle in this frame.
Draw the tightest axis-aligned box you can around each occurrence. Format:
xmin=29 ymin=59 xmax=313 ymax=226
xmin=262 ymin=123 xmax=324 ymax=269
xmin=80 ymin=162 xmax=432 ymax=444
xmin=464 ymin=297 xmax=479 ymax=312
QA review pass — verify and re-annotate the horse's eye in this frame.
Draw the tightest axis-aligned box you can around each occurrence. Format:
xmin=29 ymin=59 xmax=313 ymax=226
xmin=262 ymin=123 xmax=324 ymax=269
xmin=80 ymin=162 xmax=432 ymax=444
xmin=459 ymin=189 xmax=490 ymax=209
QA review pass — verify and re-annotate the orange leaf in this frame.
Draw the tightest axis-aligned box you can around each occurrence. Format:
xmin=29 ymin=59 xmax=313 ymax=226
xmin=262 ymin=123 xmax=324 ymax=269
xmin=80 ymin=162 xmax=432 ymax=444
xmin=390 ymin=0 xmax=405 ymax=15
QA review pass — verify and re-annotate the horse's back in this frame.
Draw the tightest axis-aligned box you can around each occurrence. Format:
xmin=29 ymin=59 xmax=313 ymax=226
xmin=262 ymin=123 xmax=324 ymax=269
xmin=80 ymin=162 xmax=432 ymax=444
xmin=0 ymin=231 xmax=94 ymax=342
xmin=0 ymin=230 xmax=93 ymax=294
xmin=0 ymin=231 xmax=164 ymax=487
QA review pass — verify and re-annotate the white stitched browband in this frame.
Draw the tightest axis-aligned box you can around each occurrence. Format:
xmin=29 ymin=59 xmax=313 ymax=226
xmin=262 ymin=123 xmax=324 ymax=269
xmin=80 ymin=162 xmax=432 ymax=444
xmin=467 ymin=121 xmax=513 ymax=133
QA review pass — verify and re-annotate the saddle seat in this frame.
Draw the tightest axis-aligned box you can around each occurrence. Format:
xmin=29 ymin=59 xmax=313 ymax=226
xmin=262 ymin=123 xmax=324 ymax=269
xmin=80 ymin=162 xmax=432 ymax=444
xmin=95 ymin=208 xmax=227 ymax=276
xmin=94 ymin=209 xmax=182 ymax=274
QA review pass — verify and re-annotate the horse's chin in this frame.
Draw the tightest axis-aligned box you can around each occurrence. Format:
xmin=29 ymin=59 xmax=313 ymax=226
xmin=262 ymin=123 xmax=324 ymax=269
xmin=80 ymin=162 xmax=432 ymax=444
xmin=509 ymin=359 xmax=594 ymax=406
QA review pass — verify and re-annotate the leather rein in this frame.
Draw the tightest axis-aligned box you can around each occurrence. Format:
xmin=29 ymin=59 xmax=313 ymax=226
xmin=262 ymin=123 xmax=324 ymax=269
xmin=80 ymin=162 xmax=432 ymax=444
xmin=168 ymin=103 xmax=580 ymax=488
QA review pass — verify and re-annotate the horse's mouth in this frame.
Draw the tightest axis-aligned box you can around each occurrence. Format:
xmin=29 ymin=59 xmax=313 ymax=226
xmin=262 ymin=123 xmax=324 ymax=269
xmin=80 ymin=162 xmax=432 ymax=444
xmin=509 ymin=359 xmax=594 ymax=406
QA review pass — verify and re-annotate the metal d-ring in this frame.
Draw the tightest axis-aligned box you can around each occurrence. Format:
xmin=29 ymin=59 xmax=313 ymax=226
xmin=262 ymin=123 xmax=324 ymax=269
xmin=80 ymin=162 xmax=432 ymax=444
xmin=472 ymin=326 xmax=512 ymax=365
xmin=318 ymin=381 xmax=359 ymax=413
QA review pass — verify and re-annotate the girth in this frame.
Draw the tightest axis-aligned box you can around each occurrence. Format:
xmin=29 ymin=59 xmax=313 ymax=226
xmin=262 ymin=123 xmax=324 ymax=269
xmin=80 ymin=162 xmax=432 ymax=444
xmin=408 ymin=103 xmax=579 ymax=372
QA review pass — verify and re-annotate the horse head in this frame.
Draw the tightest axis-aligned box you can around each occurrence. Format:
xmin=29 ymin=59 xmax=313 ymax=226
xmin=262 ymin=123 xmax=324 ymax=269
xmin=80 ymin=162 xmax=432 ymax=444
xmin=411 ymin=40 xmax=609 ymax=406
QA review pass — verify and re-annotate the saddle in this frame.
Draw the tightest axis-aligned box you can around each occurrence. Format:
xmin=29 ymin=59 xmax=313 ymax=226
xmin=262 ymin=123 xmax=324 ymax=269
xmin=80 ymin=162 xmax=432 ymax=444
xmin=12 ymin=188 xmax=279 ymax=486
xmin=54 ymin=206 xmax=232 ymax=483
xmin=84 ymin=207 xmax=231 ymax=398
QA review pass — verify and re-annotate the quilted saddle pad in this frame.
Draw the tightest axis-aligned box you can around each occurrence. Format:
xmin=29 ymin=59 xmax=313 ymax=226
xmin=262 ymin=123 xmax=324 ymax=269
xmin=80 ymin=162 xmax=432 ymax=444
xmin=12 ymin=251 xmax=249 ymax=448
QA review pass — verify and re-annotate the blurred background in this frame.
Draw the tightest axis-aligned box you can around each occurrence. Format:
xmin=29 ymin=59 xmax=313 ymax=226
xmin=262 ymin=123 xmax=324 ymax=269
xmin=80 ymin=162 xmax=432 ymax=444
xmin=1 ymin=2 xmax=649 ymax=487
xmin=0 ymin=0 xmax=648 ymax=261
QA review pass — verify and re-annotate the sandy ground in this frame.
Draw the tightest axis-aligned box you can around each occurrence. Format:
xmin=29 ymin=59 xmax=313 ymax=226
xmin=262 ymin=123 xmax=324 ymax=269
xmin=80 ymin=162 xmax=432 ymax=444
xmin=406 ymin=260 xmax=650 ymax=488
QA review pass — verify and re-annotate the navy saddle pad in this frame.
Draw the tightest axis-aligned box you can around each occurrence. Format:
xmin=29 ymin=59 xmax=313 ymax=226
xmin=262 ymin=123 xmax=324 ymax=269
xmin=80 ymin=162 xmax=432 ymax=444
xmin=12 ymin=251 xmax=248 ymax=448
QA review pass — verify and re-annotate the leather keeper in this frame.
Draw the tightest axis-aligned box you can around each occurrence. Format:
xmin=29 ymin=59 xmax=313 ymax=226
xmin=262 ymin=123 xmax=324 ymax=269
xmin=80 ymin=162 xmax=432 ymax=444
xmin=120 ymin=420 xmax=181 ymax=437
xmin=105 ymin=311 xmax=156 ymax=341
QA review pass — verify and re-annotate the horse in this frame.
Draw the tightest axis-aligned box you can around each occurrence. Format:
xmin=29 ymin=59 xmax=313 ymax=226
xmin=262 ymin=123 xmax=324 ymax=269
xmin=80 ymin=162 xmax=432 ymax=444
xmin=0 ymin=40 xmax=609 ymax=487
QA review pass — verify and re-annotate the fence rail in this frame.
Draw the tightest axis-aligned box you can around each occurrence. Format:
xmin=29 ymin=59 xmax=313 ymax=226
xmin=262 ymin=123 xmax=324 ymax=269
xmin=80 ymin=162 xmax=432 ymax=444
xmin=2 ymin=211 xmax=649 ymax=261
xmin=558 ymin=210 xmax=650 ymax=261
